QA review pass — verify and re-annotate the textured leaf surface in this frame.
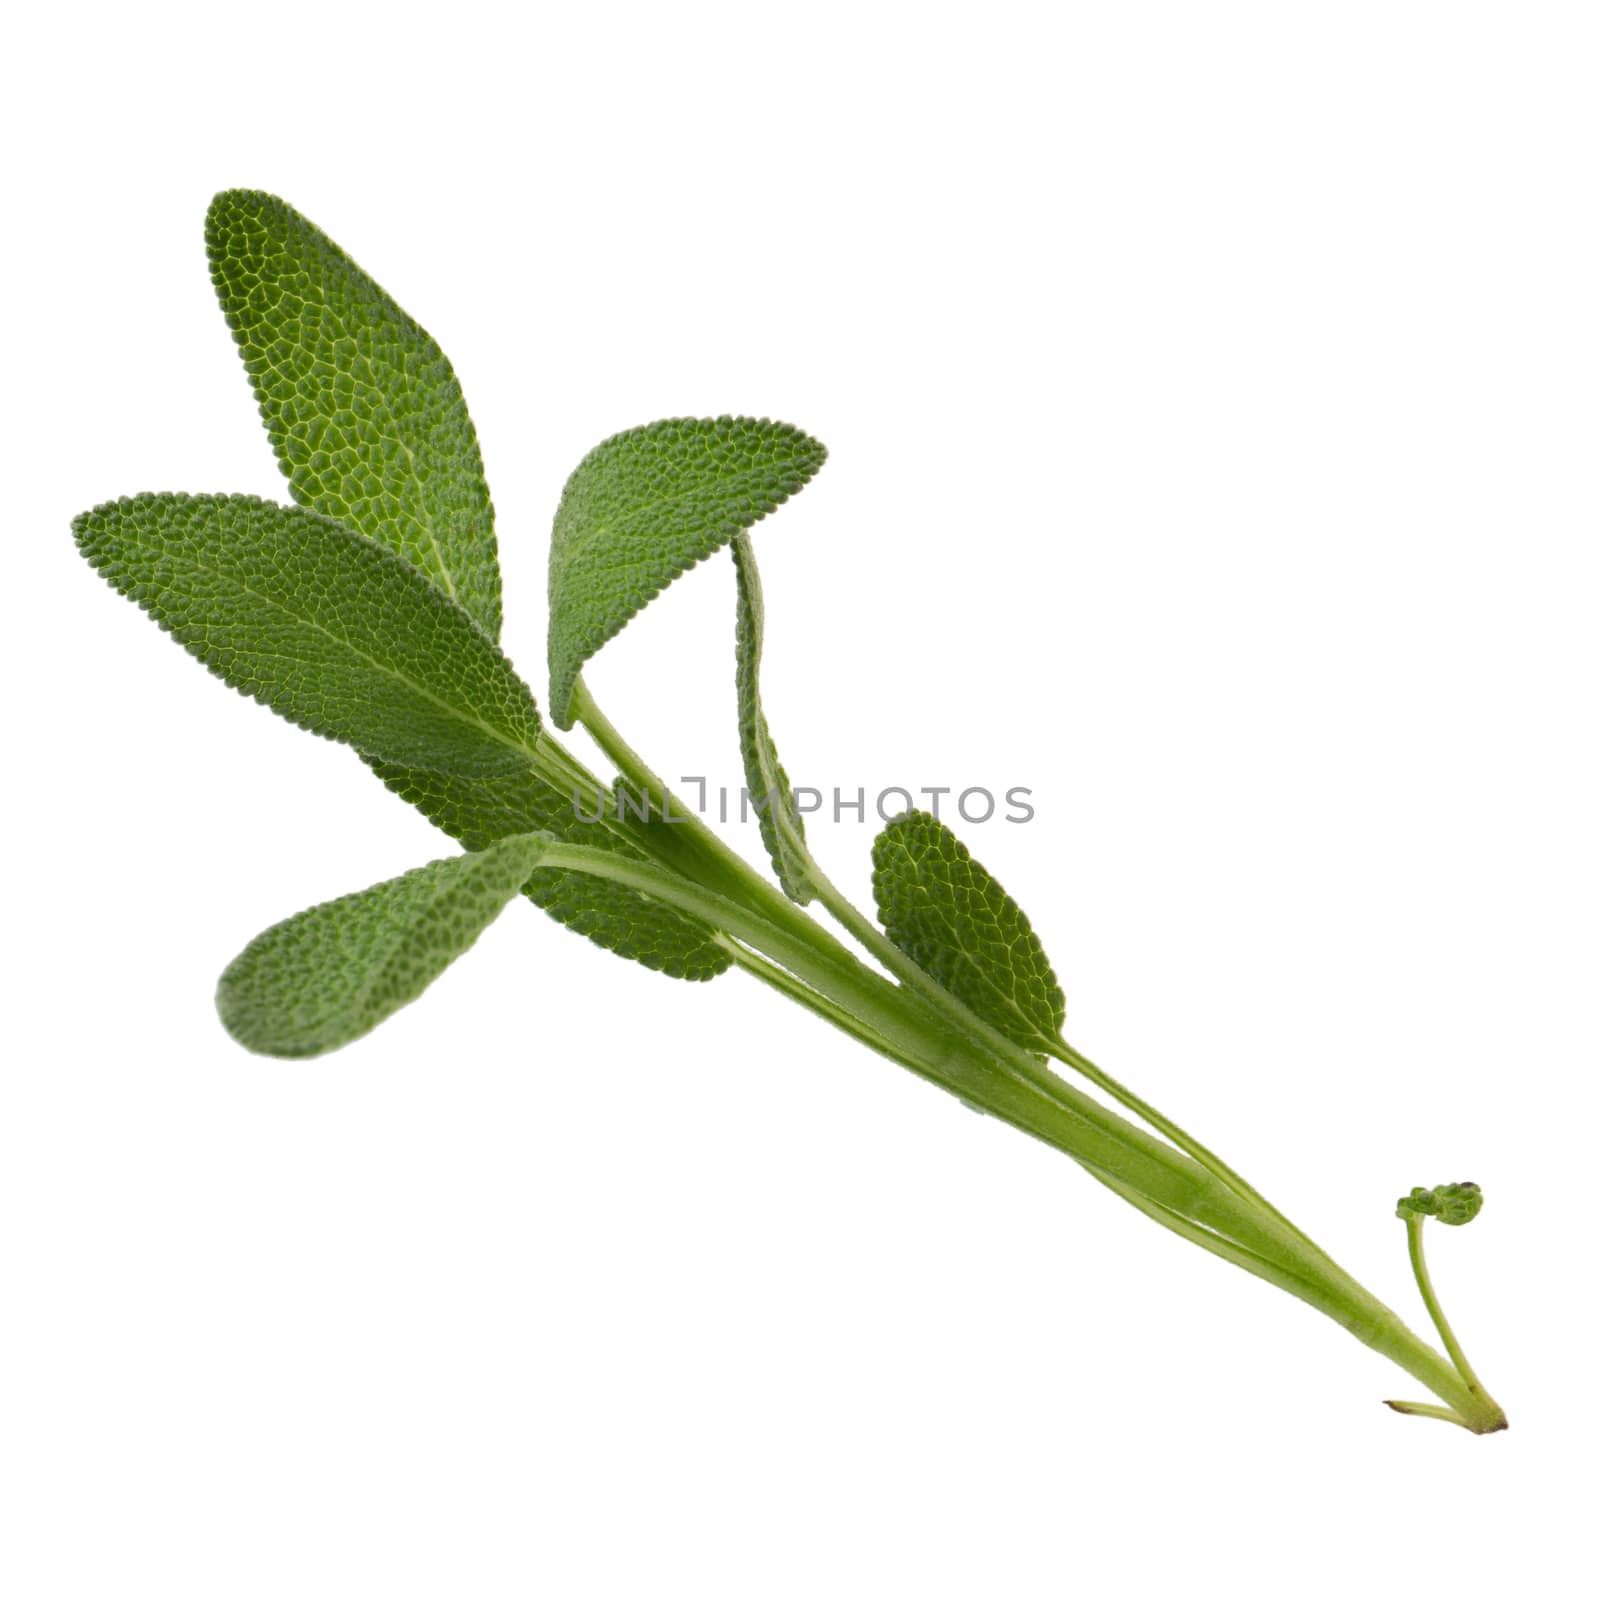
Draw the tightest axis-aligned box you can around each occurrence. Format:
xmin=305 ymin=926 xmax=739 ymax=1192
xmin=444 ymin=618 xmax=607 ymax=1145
xmin=74 ymin=494 xmax=540 ymax=776
xmin=217 ymin=834 xmax=544 ymax=1057
xmin=370 ymin=762 xmax=731 ymax=980
xmin=872 ymin=811 xmax=1065 ymax=1052
xmin=547 ymin=417 xmax=826 ymax=727
xmin=732 ymin=533 xmax=812 ymax=903
xmin=207 ymin=189 xmax=502 ymax=637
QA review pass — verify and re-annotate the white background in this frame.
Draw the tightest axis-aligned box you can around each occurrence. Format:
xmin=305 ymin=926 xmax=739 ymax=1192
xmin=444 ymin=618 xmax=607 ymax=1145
xmin=5 ymin=3 xmax=1597 ymax=1595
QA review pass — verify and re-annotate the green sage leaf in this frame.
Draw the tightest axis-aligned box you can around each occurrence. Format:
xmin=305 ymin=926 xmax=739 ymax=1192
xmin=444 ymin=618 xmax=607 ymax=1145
xmin=369 ymin=762 xmax=731 ymax=981
xmin=872 ymin=810 xmax=1065 ymax=1053
xmin=73 ymin=493 xmax=540 ymax=776
xmin=547 ymin=417 xmax=826 ymax=728
xmin=206 ymin=189 xmax=503 ymax=638
xmin=732 ymin=533 xmax=812 ymax=903
xmin=217 ymin=834 xmax=545 ymax=1057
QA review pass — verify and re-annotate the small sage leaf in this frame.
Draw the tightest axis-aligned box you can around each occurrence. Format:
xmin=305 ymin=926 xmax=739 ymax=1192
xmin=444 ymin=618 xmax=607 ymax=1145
xmin=872 ymin=810 xmax=1065 ymax=1053
xmin=217 ymin=834 xmax=546 ymax=1057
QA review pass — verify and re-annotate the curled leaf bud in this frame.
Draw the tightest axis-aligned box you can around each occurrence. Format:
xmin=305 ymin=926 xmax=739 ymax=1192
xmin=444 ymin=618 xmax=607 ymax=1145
xmin=1396 ymin=1181 xmax=1483 ymax=1226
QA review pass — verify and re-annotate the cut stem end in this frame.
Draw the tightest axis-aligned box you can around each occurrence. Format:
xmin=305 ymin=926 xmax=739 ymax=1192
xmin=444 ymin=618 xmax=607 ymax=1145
xmin=1383 ymin=1398 xmax=1509 ymax=1434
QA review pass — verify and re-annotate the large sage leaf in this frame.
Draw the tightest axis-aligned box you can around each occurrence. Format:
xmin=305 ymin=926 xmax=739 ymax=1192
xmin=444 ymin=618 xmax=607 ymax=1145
xmin=207 ymin=189 xmax=503 ymax=638
xmin=73 ymin=493 xmax=540 ymax=776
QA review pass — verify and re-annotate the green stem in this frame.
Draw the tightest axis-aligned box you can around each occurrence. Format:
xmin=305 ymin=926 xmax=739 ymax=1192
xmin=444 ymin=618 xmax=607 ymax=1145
xmin=1404 ymin=1215 xmax=1494 ymax=1403
xmin=568 ymin=678 xmax=766 ymax=901
xmin=797 ymin=837 xmax=1320 ymax=1259
xmin=763 ymin=773 xmax=1459 ymax=1397
xmin=711 ymin=708 xmax=1344 ymax=1294
xmin=530 ymin=727 xmax=709 ymax=881
xmin=737 ymin=707 xmax=1339 ymax=1285
xmin=526 ymin=835 xmax=1501 ymax=1428
xmin=1047 ymin=1039 xmax=1319 ymax=1255
xmin=717 ymin=913 xmax=1323 ymax=1303
xmin=556 ymin=683 xmax=1507 ymax=1431
xmin=1079 ymin=1160 xmax=1324 ymax=1292
xmin=791 ymin=835 xmax=1381 ymax=1299
xmin=717 ymin=939 xmax=907 ymax=1065
xmin=530 ymin=836 xmax=1263 ymax=1229
xmin=723 ymin=923 xmax=1300 ymax=1294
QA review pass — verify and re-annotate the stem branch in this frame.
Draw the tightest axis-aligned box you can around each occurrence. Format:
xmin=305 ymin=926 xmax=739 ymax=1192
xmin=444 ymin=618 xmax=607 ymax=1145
xmin=549 ymin=686 xmax=1508 ymax=1433
xmin=1404 ymin=1215 xmax=1493 ymax=1404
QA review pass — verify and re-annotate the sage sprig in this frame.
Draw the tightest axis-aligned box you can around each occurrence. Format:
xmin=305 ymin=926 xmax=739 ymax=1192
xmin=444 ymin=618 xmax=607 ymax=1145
xmin=72 ymin=190 xmax=1508 ymax=1437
